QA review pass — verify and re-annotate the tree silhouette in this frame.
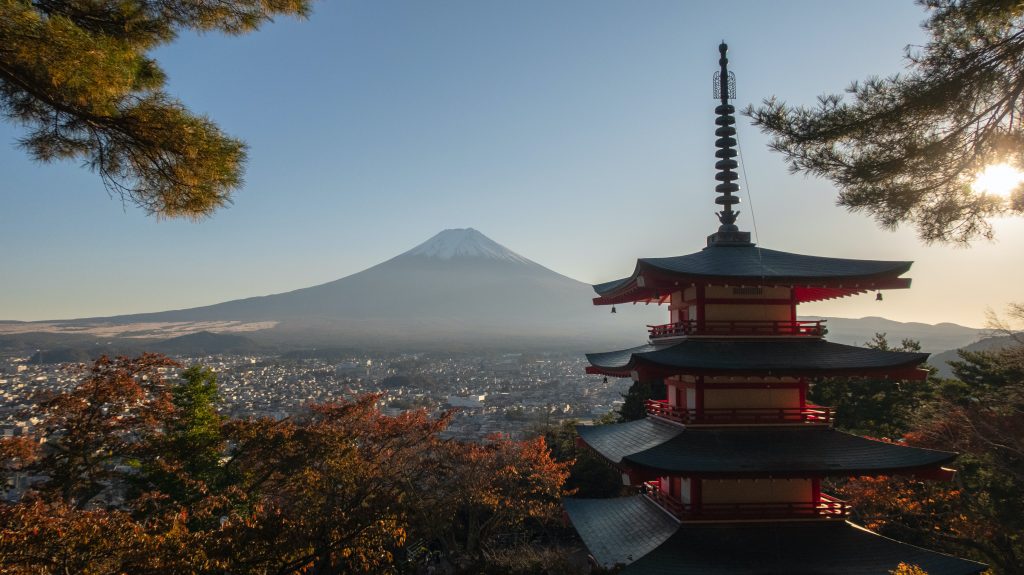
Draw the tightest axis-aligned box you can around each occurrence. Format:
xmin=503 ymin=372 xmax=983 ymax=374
xmin=748 ymin=0 xmax=1024 ymax=243
xmin=0 ymin=0 xmax=309 ymax=218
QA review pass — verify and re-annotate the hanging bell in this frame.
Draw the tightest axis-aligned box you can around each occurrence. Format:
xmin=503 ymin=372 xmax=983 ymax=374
xmin=875 ymin=292 xmax=883 ymax=301
xmin=611 ymin=306 xmax=617 ymax=314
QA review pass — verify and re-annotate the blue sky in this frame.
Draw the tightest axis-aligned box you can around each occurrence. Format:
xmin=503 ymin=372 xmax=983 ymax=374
xmin=2 ymin=0 xmax=1021 ymax=326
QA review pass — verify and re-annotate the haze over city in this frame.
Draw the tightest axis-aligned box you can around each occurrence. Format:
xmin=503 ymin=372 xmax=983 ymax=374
xmin=3 ymin=0 xmax=1021 ymax=327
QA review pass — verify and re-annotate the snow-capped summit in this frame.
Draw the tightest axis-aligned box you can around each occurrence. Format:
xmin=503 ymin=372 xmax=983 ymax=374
xmin=400 ymin=228 xmax=534 ymax=264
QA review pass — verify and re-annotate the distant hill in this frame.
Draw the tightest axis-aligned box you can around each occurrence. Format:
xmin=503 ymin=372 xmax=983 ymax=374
xmin=800 ymin=316 xmax=983 ymax=353
xmin=29 ymin=346 xmax=142 ymax=365
xmin=149 ymin=331 xmax=262 ymax=356
xmin=12 ymin=333 xmax=143 ymax=364
xmin=928 ymin=335 xmax=1020 ymax=378
xmin=1 ymin=331 xmax=106 ymax=353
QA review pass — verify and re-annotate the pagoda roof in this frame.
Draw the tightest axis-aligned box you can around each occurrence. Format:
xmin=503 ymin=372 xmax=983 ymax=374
xmin=561 ymin=496 xmax=678 ymax=567
xmin=577 ymin=420 xmax=956 ymax=477
xmin=585 ymin=339 xmax=929 ymax=379
xmin=564 ymin=496 xmax=986 ymax=574
xmin=593 ymin=245 xmax=912 ymax=305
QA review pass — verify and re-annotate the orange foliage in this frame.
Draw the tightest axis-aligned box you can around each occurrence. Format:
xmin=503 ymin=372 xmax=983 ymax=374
xmin=427 ymin=434 xmax=571 ymax=554
xmin=31 ymin=354 xmax=180 ymax=507
xmin=890 ymin=563 xmax=929 ymax=575
xmin=0 ymin=357 xmax=573 ymax=574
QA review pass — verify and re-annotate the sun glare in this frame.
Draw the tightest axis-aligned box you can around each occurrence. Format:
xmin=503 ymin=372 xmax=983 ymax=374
xmin=971 ymin=163 xmax=1024 ymax=197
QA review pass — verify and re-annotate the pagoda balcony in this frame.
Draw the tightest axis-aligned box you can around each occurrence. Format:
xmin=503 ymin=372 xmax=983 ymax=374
xmin=648 ymin=319 xmax=826 ymax=339
xmin=645 ymin=399 xmax=833 ymax=426
xmin=642 ymin=481 xmax=850 ymax=522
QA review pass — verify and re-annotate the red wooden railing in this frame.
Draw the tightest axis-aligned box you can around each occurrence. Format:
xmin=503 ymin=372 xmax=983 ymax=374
xmin=648 ymin=319 xmax=826 ymax=339
xmin=645 ymin=399 xmax=833 ymax=425
xmin=644 ymin=481 xmax=686 ymax=517
xmin=643 ymin=480 xmax=850 ymax=521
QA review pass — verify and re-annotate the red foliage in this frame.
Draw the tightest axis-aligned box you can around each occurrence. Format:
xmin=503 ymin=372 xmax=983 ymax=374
xmin=1 ymin=358 xmax=573 ymax=575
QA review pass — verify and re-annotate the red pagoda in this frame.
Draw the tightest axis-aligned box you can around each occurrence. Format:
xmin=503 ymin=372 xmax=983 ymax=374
xmin=563 ymin=44 xmax=986 ymax=575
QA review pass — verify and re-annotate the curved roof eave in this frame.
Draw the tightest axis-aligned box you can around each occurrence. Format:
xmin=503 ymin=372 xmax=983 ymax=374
xmin=563 ymin=496 xmax=679 ymax=568
xmin=579 ymin=424 xmax=956 ymax=477
xmin=592 ymin=246 xmax=914 ymax=303
xmin=563 ymin=497 xmax=986 ymax=574
xmin=577 ymin=418 xmax=684 ymax=464
xmin=586 ymin=340 xmax=930 ymax=378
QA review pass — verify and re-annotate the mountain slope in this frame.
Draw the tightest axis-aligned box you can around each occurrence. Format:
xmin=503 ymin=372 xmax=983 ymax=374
xmin=50 ymin=229 xmax=650 ymax=347
xmin=928 ymin=335 xmax=1019 ymax=378
xmin=92 ymin=229 xmax=596 ymax=323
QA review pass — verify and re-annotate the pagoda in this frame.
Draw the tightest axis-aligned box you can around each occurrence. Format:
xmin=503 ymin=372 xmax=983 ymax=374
xmin=563 ymin=44 xmax=986 ymax=575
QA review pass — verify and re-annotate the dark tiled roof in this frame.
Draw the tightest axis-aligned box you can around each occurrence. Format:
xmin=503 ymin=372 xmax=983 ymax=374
xmin=577 ymin=418 xmax=683 ymax=464
xmin=579 ymin=424 xmax=956 ymax=476
xmin=585 ymin=344 xmax=657 ymax=372
xmin=594 ymin=245 xmax=912 ymax=296
xmin=564 ymin=497 xmax=984 ymax=574
xmin=593 ymin=276 xmax=634 ymax=295
xmin=562 ymin=497 xmax=677 ymax=567
xmin=586 ymin=339 xmax=928 ymax=375
xmin=624 ymin=522 xmax=986 ymax=575
xmin=645 ymin=246 xmax=912 ymax=279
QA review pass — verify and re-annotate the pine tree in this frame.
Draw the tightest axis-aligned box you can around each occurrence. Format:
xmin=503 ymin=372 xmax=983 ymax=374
xmin=618 ymin=379 xmax=665 ymax=422
xmin=809 ymin=334 xmax=935 ymax=438
xmin=0 ymin=0 xmax=310 ymax=218
xmin=146 ymin=364 xmax=226 ymax=502
xmin=748 ymin=0 xmax=1024 ymax=243
xmin=170 ymin=365 xmax=223 ymax=473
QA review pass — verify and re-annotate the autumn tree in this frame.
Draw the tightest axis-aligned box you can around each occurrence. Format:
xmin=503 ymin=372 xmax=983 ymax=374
xmin=0 ymin=354 xmax=219 ymax=574
xmin=216 ymin=397 xmax=454 ymax=574
xmin=1 ymin=356 xmax=575 ymax=575
xmin=424 ymin=434 xmax=570 ymax=560
xmin=810 ymin=329 xmax=1022 ymax=572
xmin=748 ymin=0 xmax=1024 ymax=243
xmin=0 ymin=0 xmax=309 ymax=218
xmin=839 ymin=336 xmax=1024 ymax=574
xmin=28 ymin=353 xmax=179 ymax=507
xmin=891 ymin=564 xmax=930 ymax=575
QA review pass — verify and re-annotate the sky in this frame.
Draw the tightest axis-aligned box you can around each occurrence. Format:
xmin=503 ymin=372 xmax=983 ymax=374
xmin=1 ymin=0 xmax=1021 ymax=327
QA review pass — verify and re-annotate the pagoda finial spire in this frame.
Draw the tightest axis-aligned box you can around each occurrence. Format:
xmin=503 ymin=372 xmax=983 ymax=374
xmin=707 ymin=42 xmax=752 ymax=247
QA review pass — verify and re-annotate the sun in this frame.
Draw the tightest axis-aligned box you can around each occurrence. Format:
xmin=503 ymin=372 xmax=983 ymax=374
xmin=971 ymin=163 xmax=1024 ymax=197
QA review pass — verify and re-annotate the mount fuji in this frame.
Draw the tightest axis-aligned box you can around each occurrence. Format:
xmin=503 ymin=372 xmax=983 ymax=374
xmin=19 ymin=229 xmax=653 ymax=349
